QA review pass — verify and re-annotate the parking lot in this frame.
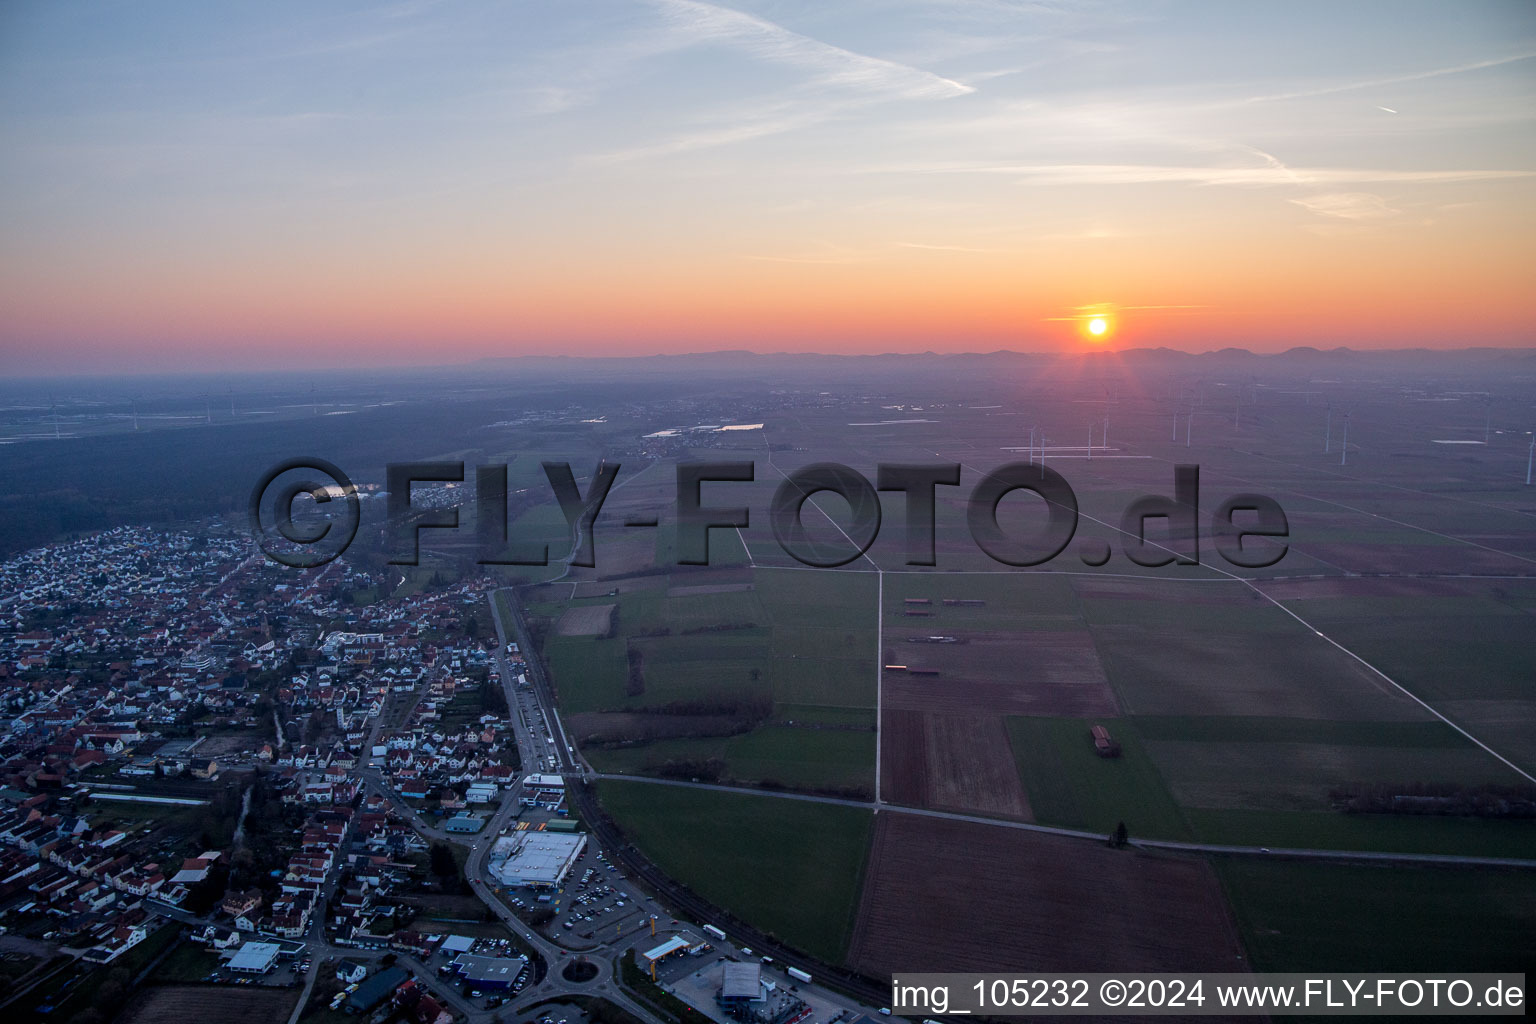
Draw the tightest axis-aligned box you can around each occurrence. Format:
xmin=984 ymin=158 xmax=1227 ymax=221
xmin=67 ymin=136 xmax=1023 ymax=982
xmin=662 ymin=954 xmax=860 ymax=1024
xmin=498 ymin=845 xmax=671 ymax=944
xmin=514 ymin=685 xmax=562 ymax=774
xmin=429 ymin=934 xmax=533 ymax=1011
xmin=201 ymin=950 xmax=311 ymax=988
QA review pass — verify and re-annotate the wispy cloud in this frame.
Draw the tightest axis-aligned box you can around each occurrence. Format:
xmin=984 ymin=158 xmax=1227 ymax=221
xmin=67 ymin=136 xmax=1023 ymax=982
xmin=1244 ymin=51 xmax=1536 ymax=104
xmin=589 ymin=0 xmax=977 ymax=162
xmin=896 ymin=241 xmax=1004 ymax=253
xmin=650 ymin=0 xmax=974 ymax=100
xmin=1042 ymin=303 xmax=1212 ymax=322
xmin=1290 ymin=192 xmax=1398 ymax=220
xmin=869 ymin=161 xmax=1534 ymax=187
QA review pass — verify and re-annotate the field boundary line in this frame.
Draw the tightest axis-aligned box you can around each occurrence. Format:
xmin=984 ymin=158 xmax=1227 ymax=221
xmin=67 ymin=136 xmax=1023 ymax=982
xmin=591 ymin=774 xmax=1536 ymax=868
xmin=933 ymin=452 xmax=1536 ymax=788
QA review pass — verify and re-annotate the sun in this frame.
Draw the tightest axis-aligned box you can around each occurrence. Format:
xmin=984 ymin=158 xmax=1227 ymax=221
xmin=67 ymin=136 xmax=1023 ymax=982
xmin=1064 ymin=305 xmax=1117 ymax=344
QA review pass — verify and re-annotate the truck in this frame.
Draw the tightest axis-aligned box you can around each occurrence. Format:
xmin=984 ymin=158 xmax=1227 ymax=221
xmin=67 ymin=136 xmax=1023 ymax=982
xmin=702 ymin=924 xmax=726 ymax=942
xmin=787 ymin=967 xmax=812 ymax=984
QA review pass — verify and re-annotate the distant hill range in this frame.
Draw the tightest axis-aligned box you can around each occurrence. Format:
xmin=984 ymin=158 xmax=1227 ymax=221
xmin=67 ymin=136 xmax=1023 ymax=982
xmin=471 ymin=345 xmax=1536 ymax=377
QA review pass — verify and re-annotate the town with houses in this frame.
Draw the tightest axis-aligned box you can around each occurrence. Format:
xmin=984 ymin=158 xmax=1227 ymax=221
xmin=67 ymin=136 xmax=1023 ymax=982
xmin=0 ymin=523 xmax=520 ymax=1020
xmin=0 ymin=523 xmax=870 ymax=1024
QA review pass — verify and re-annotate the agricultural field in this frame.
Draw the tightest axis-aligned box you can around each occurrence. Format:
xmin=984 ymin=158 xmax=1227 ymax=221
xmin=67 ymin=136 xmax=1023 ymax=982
xmin=117 ymin=984 xmax=300 ymax=1024
xmin=533 ymin=548 xmax=880 ymax=793
xmin=881 ymin=710 xmax=1030 ymax=819
xmin=882 ymin=627 xmax=1117 ymax=717
xmin=556 ymin=602 xmax=615 ymax=636
xmin=1004 ymin=716 xmax=1191 ymax=839
xmin=1254 ymin=576 xmax=1536 ymax=772
xmin=847 ymin=813 xmax=1245 ymax=975
xmin=1217 ymin=859 xmax=1536 ymax=972
xmin=596 ymin=779 xmax=873 ymax=963
xmin=515 ymin=370 xmax=1536 ymax=979
xmin=589 ymin=725 xmax=874 ymax=793
xmin=1079 ymin=578 xmax=1434 ymax=721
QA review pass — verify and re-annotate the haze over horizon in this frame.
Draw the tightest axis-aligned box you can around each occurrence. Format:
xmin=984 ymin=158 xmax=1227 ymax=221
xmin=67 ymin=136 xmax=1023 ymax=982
xmin=2 ymin=1 xmax=1534 ymax=375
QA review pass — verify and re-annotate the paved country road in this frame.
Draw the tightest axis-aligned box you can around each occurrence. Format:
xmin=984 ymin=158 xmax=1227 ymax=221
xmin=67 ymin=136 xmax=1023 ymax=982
xmin=588 ymin=772 xmax=1536 ymax=870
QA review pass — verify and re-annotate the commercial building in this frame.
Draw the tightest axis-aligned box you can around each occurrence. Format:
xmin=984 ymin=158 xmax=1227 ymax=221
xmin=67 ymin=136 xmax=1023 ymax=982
xmin=444 ymin=813 xmax=485 ymax=834
xmin=489 ymin=831 xmax=585 ymax=888
xmin=719 ymin=962 xmax=766 ymax=1005
xmin=519 ymin=773 xmax=566 ymax=809
xmin=348 ymin=966 xmax=410 ymax=1013
xmin=440 ymin=934 xmax=476 ymax=955
xmin=225 ymin=940 xmax=281 ymax=974
xmin=450 ymin=953 xmax=527 ymax=990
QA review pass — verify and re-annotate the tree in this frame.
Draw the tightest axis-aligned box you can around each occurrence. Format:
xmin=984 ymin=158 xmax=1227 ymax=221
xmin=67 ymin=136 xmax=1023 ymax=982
xmin=1111 ymin=821 xmax=1129 ymax=848
xmin=429 ymin=841 xmax=458 ymax=884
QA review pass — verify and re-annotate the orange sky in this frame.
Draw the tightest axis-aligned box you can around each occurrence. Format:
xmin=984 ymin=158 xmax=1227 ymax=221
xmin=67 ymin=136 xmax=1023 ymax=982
xmin=1 ymin=2 xmax=1533 ymax=373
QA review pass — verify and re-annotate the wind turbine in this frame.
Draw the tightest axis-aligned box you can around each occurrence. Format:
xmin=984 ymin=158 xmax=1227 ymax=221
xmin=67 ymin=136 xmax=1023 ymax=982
xmin=1173 ymin=385 xmax=1194 ymax=442
xmin=1484 ymin=396 xmax=1492 ymax=444
xmin=1324 ymin=403 xmax=1333 ymax=454
xmin=1526 ymin=432 xmax=1534 ymax=486
xmin=1340 ymin=411 xmax=1351 ymax=466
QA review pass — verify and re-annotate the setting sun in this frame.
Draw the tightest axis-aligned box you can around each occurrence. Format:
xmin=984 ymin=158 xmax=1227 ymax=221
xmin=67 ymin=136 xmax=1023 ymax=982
xmin=1088 ymin=317 xmax=1108 ymax=336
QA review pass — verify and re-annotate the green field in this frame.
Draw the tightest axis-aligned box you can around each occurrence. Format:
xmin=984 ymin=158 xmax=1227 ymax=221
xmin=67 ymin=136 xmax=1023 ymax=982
xmin=148 ymin=939 xmax=222 ymax=983
xmin=628 ymin=630 xmax=773 ymax=707
xmin=1132 ymin=716 xmax=1476 ymax=746
xmin=546 ymin=635 xmax=629 ymax=713
xmin=589 ymin=726 xmax=874 ymax=792
xmin=773 ymin=703 xmax=877 ymax=728
xmin=771 ymin=652 xmax=871 ymax=709
xmin=23 ymin=922 xmax=181 ymax=1019
xmin=1188 ymin=808 xmax=1536 ymax=859
xmin=755 ymin=568 xmax=876 ymax=633
xmin=1005 ymin=716 xmax=1192 ymax=840
xmin=530 ymin=556 xmax=879 ymax=792
xmin=595 ymin=779 xmax=872 ymax=963
xmin=1145 ymin=737 xmax=1520 ymax=812
xmin=1218 ymin=858 xmax=1536 ymax=972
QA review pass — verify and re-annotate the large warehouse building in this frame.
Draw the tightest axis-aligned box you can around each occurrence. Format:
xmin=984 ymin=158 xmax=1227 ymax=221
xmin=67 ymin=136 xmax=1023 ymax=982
xmin=488 ymin=830 xmax=586 ymax=888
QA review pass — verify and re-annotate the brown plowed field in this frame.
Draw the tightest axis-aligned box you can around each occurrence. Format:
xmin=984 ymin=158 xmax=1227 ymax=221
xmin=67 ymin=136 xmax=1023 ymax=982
xmin=846 ymin=813 xmax=1247 ymax=975
xmin=885 ymin=629 xmax=1118 ymax=717
xmin=117 ymin=985 xmax=299 ymax=1024
xmin=881 ymin=710 xmax=1030 ymax=819
xmin=556 ymin=603 xmax=615 ymax=636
